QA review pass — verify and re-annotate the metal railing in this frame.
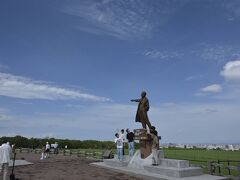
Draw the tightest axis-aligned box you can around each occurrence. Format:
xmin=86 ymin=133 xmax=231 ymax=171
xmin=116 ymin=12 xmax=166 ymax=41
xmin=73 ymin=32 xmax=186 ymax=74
xmin=14 ymin=148 xmax=105 ymax=160
xmin=209 ymin=160 xmax=240 ymax=178
xmin=164 ymin=155 xmax=240 ymax=179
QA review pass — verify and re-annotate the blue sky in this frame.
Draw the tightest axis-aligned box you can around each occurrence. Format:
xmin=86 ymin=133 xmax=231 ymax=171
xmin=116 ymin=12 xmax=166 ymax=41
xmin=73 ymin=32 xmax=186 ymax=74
xmin=1 ymin=0 xmax=240 ymax=143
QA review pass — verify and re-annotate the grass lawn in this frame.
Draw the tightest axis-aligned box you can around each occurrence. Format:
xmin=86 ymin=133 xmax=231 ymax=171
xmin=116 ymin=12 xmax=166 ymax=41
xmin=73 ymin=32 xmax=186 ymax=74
xmin=164 ymin=148 xmax=240 ymax=177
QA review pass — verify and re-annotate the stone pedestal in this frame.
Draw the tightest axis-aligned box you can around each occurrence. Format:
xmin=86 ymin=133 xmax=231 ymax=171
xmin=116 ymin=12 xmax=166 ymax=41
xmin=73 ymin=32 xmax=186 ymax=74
xmin=94 ymin=150 xmax=228 ymax=180
xmin=134 ymin=128 xmax=154 ymax=159
xmin=128 ymin=150 xmax=164 ymax=170
xmin=144 ymin=159 xmax=203 ymax=178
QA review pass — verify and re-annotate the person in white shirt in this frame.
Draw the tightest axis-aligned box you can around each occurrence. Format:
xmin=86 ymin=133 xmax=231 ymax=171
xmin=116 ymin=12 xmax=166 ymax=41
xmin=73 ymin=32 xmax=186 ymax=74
xmin=40 ymin=145 xmax=46 ymax=160
xmin=119 ymin=129 xmax=125 ymax=155
xmin=114 ymin=133 xmax=123 ymax=161
xmin=45 ymin=142 xmax=50 ymax=158
xmin=150 ymin=126 xmax=159 ymax=165
xmin=0 ymin=141 xmax=12 ymax=180
xmin=54 ymin=142 xmax=58 ymax=154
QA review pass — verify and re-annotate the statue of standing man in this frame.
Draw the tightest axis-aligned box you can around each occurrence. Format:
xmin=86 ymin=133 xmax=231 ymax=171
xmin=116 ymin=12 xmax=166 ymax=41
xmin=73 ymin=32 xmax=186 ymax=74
xmin=131 ymin=91 xmax=152 ymax=129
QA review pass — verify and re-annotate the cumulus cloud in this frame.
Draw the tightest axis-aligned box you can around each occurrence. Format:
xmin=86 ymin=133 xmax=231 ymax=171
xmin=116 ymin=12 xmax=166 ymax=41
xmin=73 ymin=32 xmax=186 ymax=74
xmin=200 ymin=84 xmax=222 ymax=93
xmin=0 ymin=73 xmax=110 ymax=102
xmin=220 ymin=60 xmax=240 ymax=81
xmin=195 ymin=60 xmax=240 ymax=99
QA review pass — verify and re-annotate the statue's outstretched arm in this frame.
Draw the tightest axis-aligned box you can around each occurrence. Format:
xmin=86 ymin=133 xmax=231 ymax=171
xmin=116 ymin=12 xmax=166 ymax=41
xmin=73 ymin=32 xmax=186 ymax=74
xmin=131 ymin=99 xmax=140 ymax=102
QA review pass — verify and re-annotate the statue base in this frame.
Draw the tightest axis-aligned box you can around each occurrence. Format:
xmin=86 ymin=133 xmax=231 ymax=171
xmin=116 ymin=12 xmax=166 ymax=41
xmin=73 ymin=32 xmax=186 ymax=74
xmin=92 ymin=150 xmax=227 ymax=179
xmin=134 ymin=128 xmax=154 ymax=159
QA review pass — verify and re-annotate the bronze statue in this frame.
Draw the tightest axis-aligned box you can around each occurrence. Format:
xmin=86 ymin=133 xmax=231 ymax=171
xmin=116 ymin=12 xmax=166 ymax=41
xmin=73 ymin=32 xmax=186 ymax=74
xmin=131 ymin=91 xmax=152 ymax=129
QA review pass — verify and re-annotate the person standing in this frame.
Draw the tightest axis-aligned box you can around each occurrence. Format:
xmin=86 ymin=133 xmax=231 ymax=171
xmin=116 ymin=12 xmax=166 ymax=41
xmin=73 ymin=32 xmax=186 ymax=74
xmin=131 ymin=91 xmax=152 ymax=129
xmin=0 ymin=141 xmax=12 ymax=180
xmin=114 ymin=133 xmax=123 ymax=161
xmin=45 ymin=142 xmax=50 ymax=158
xmin=126 ymin=129 xmax=135 ymax=157
xmin=40 ymin=145 xmax=46 ymax=160
xmin=54 ymin=142 xmax=58 ymax=154
xmin=151 ymin=126 xmax=159 ymax=165
xmin=119 ymin=129 xmax=125 ymax=156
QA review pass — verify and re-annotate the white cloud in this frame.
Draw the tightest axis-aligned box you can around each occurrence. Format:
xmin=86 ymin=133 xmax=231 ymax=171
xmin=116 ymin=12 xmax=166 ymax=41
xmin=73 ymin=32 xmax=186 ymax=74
xmin=62 ymin=1 xmax=155 ymax=40
xmin=216 ymin=61 xmax=240 ymax=99
xmin=200 ymin=84 xmax=222 ymax=93
xmin=0 ymin=108 xmax=9 ymax=113
xmin=195 ymin=60 xmax=240 ymax=99
xmin=215 ymin=85 xmax=240 ymax=100
xmin=145 ymin=44 xmax=240 ymax=63
xmin=65 ymin=104 xmax=85 ymax=108
xmin=2 ymin=102 xmax=240 ymax=143
xmin=190 ymin=44 xmax=240 ymax=63
xmin=184 ymin=75 xmax=204 ymax=81
xmin=0 ymin=103 xmax=137 ymax=140
xmin=61 ymin=1 xmax=240 ymax=41
xmin=0 ymin=114 xmax=13 ymax=121
xmin=62 ymin=1 xmax=185 ymax=40
xmin=220 ymin=60 xmax=240 ymax=81
xmin=0 ymin=73 xmax=110 ymax=102
xmin=221 ymin=1 xmax=240 ymax=21
xmin=144 ymin=50 xmax=184 ymax=60
xmin=161 ymin=102 xmax=177 ymax=108
xmin=151 ymin=103 xmax=240 ymax=143
xmin=15 ymin=101 xmax=33 ymax=105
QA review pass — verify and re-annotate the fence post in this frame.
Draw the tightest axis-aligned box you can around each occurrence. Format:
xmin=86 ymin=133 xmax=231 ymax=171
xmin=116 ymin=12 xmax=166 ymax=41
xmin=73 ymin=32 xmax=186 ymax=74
xmin=208 ymin=161 xmax=213 ymax=175
xmin=218 ymin=160 xmax=221 ymax=176
xmin=227 ymin=160 xmax=230 ymax=175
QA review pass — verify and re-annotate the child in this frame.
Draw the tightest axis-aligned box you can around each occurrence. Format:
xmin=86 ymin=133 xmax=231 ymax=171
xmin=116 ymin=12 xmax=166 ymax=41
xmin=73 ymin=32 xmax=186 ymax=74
xmin=114 ymin=133 xmax=123 ymax=161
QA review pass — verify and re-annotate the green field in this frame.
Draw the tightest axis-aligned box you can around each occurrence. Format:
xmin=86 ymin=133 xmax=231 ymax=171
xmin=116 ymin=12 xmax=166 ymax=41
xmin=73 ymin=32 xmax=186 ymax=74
xmin=163 ymin=148 xmax=240 ymax=177
xmin=164 ymin=148 xmax=240 ymax=161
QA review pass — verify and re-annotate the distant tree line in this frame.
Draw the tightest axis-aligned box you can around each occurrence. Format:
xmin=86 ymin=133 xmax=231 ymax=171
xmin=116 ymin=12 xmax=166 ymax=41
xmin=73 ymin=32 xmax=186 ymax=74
xmin=0 ymin=135 xmax=117 ymax=150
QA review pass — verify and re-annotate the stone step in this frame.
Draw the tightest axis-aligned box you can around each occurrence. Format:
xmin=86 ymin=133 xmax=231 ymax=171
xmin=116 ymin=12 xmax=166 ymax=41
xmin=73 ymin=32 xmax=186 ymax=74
xmin=144 ymin=165 xmax=203 ymax=178
xmin=114 ymin=155 xmax=130 ymax=160
xmin=159 ymin=159 xmax=189 ymax=168
xmin=9 ymin=160 xmax=33 ymax=167
xmin=104 ymin=159 xmax=129 ymax=167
